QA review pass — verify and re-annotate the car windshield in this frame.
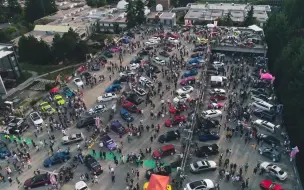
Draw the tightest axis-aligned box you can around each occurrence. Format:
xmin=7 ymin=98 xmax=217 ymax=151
xmin=158 ymin=149 xmax=164 ymax=155
xmin=278 ymin=170 xmax=285 ymax=175
xmin=91 ymin=162 xmax=100 ymax=169
xmin=32 ymin=114 xmax=40 ymax=121
xmin=75 ymin=79 xmax=80 ymax=82
xmin=78 ymin=186 xmax=88 ymax=190
xmin=193 ymin=162 xmax=199 ymax=168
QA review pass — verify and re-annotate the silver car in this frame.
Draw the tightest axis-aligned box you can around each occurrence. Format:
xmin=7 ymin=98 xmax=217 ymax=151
xmin=62 ymin=133 xmax=84 ymax=144
xmin=190 ymin=160 xmax=217 ymax=173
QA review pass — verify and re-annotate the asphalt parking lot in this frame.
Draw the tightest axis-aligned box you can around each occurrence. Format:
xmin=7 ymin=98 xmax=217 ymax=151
xmin=0 ymin=26 xmax=299 ymax=190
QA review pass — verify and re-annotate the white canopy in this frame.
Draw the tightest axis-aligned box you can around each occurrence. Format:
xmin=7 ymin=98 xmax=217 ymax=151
xmin=248 ymin=25 xmax=263 ymax=32
xmin=207 ymin=24 xmax=215 ymax=28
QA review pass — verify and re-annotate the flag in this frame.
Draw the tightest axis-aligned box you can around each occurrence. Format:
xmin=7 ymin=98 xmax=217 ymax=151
xmin=290 ymin=146 xmax=299 ymax=158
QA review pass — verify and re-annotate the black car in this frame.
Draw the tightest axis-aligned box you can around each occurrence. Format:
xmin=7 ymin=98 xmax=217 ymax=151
xmin=139 ymin=50 xmax=149 ymax=55
xmin=195 ymin=144 xmax=219 ymax=157
xmin=146 ymin=64 xmax=161 ymax=74
xmin=76 ymin=117 xmax=95 ymax=128
xmin=159 ymin=51 xmax=170 ymax=57
xmin=8 ymin=123 xmax=29 ymax=134
xmin=113 ymin=76 xmax=128 ymax=84
xmin=84 ymin=155 xmax=103 ymax=175
xmin=145 ymin=46 xmax=153 ymax=50
xmin=126 ymin=93 xmax=144 ymax=105
xmin=252 ymin=109 xmax=275 ymax=122
xmin=257 ymin=133 xmax=281 ymax=146
xmin=206 ymin=70 xmax=219 ymax=75
xmin=82 ymin=72 xmax=92 ymax=79
xmin=203 ymin=120 xmax=219 ymax=129
xmin=193 ymin=47 xmax=203 ymax=52
xmin=145 ymin=166 xmax=172 ymax=180
xmin=190 ymin=53 xmax=201 ymax=58
xmin=158 ymin=130 xmax=180 ymax=143
xmin=251 ymin=88 xmax=268 ymax=96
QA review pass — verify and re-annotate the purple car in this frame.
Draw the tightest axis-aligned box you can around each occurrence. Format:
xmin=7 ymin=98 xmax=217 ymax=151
xmin=100 ymin=134 xmax=117 ymax=150
xmin=111 ymin=120 xmax=127 ymax=135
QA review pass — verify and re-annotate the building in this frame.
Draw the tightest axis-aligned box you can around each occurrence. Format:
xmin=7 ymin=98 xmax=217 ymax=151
xmin=155 ymin=0 xmax=171 ymax=10
xmin=146 ymin=12 xmax=176 ymax=26
xmin=184 ymin=3 xmax=270 ymax=26
xmin=0 ymin=44 xmax=22 ymax=94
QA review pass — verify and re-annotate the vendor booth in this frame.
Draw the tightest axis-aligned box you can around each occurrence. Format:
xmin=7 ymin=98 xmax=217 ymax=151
xmin=144 ymin=174 xmax=172 ymax=190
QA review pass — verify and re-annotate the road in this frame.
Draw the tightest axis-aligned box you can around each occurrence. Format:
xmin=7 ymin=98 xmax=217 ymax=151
xmin=0 ymin=27 xmax=298 ymax=190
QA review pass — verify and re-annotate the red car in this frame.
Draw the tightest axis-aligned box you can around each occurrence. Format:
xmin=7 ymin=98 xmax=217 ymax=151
xmin=152 ymin=144 xmax=176 ymax=159
xmin=260 ymin=180 xmax=284 ymax=190
xmin=169 ymin=103 xmax=188 ymax=114
xmin=210 ymin=95 xmax=227 ymax=101
xmin=166 ymin=32 xmax=178 ymax=39
xmin=165 ymin=115 xmax=186 ymax=127
xmin=121 ymin=100 xmax=141 ymax=113
xmin=208 ymin=102 xmax=224 ymax=109
xmin=24 ymin=173 xmax=52 ymax=189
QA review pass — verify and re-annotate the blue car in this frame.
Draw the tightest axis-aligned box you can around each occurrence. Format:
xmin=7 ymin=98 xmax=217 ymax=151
xmin=100 ymin=134 xmax=117 ymax=150
xmin=188 ymin=57 xmax=202 ymax=64
xmin=198 ymin=133 xmax=220 ymax=142
xmin=111 ymin=120 xmax=127 ymax=135
xmin=120 ymin=38 xmax=130 ymax=44
xmin=120 ymin=108 xmax=134 ymax=122
xmin=106 ymin=84 xmax=121 ymax=93
xmin=0 ymin=141 xmax=11 ymax=159
xmin=184 ymin=70 xmax=198 ymax=77
xmin=63 ymin=87 xmax=74 ymax=97
xmin=43 ymin=151 xmax=71 ymax=167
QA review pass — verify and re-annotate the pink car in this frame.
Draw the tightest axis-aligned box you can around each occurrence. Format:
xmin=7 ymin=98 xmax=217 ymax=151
xmin=110 ymin=47 xmax=121 ymax=53
xmin=180 ymin=77 xmax=196 ymax=86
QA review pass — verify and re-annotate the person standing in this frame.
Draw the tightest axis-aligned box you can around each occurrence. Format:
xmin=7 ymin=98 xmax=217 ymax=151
xmin=111 ymin=174 xmax=115 ymax=183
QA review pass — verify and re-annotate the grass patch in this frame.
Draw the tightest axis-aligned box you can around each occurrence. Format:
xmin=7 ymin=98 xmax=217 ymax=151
xmin=20 ymin=63 xmax=66 ymax=75
xmin=42 ymin=67 xmax=77 ymax=80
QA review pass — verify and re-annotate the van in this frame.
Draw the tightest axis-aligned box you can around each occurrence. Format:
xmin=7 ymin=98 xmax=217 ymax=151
xmin=253 ymin=119 xmax=280 ymax=133
xmin=251 ymin=100 xmax=275 ymax=112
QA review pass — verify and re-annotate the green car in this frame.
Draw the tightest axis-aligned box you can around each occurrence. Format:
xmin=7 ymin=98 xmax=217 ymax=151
xmin=40 ymin=102 xmax=56 ymax=114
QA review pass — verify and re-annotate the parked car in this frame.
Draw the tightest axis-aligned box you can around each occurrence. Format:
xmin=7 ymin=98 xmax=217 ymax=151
xmin=139 ymin=76 xmax=154 ymax=88
xmin=84 ymin=154 xmax=103 ymax=175
xmin=74 ymin=78 xmax=84 ymax=87
xmin=260 ymin=162 xmax=288 ymax=180
xmin=252 ymin=109 xmax=276 ymax=122
xmin=213 ymin=61 xmax=224 ymax=68
xmin=29 ymin=112 xmax=43 ymax=125
xmin=23 ymin=174 xmax=51 ymax=189
xmin=133 ymin=88 xmax=147 ymax=96
xmin=173 ymin=94 xmax=190 ymax=104
xmin=193 ymin=47 xmax=204 ymax=52
xmin=209 ymin=88 xmax=226 ymax=95
xmin=63 ymin=87 xmax=75 ymax=97
xmin=202 ymin=110 xmax=222 ymax=119
xmin=207 ymin=102 xmax=224 ymax=109
xmin=159 ymin=51 xmax=170 ymax=57
xmin=168 ymin=103 xmax=188 ymax=114
xmin=152 ymin=144 xmax=176 ymax=159
xmin=165 ymin=115 xmax=186 ymax=127
xmin=54 ymin=95 xmax=65 ymax=105
xmin=198 ymin=132 xmax=220 ymax=142
xmin=61 ymin=133 xmax=84 ymax=145
xmin=257 ymin=133 xmax=281 ymax=146
xmin=100 ymin=134 xmax=117 ymax=150
xmin=258 ymin=147 xmax=281 ymax=162
xmin=88 ymin=105 xmax=106 ymax=115
xmin=260 ymin=180 xmax=284 ymax=190
xmin=176 ymin=86 xmax=194 ymax=95
xmin=190 ymin=160 xmax=217 ymax=173
xmin=158 ymin=130 xmax=180 ymax=143
xmin=111 ymin=120 xmax=127 ymax=135
xmin=43 ymin=151 xmax=71 ymax=167
xmin=184 ymin=179 xmax=215 ymax=190
xmin=120 ymin=108 xmax=134 ymax=122
xmin=119 ymin=70 xmax=136 ymax=77
xmin=188 ymin=57 xmax=204 ymax=64
xmin=97 ymin=93 xmax=117 ymax=102
xmin=210 ymin=95 xmax=226 ymax=101
xmin=180 ymin=77 xmax=196 ymax=86
xmin=184 ymin=69 xmax=198 ymax=77
xmin=105 ymin=84 xmax=121 ymax=93
xmin=145 ymin=165 xmax=172 ymax=180
xmin=121 ymin=100 xmax=141 ymax=113
xmin=125 ymin=93 xmax=144 ymax=105
xmin=76 ymin=117 xmax=95 ymax=128
xmin=40 ymin=102 xmax=56 ymax=114
xmin=195 ymin=144 xmax=219 ymax=157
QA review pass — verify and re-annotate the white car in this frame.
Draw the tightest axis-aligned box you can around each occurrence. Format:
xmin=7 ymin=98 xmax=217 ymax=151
xmin=149 ymin=37 xmax=161 ymax=41
xmin=202 ymin=110 xmax=222 ymax=119
xmin=139 ymin=76 xmax=153 ymax=88
xmin=75 ymin=181 xmax=90 ymax=190
xmin=29 ymin=112 xmax=43 ymax=125
xmin=190 ymin=160 xmax=217 ymax=173
xmin=210 ymin=88 xmax=226 ymax=95
xmin=213 ymin=61 xmax=225 ymax=68
xmin=251 ymin=94 xmax=272 ymax=102
xmin=119 ymin=70 xmax=136 ymax=77
xmin=134 ymin=88 xmax=147 ymax=96
xmin=153 ymin=57 xmax=166 ymax=65
xmin=88 ymin=105 xmax=106 ymax=115
xmin=260 ymin=162 xmax=288 ymax=180
xmin=145 ymin=41 xmax=158 ymax=45
xmin=62 ymin=133 xmax=84 ymax=145
xmin=130 ymin=63 xmax=140 ymax=70
xmin=173 ymin=94 xmax=190 ymax=104
xmin=73 ymin=78 xmax=83 ymax=87
xmin=184 ymin=179 xmax=215 ymax=190
xmin=97 ymin=93 xmax=117 ymax=102
xmin=253 ymin=119 xmax=279 ymax=133
xmin=169 ymin=37 xmax=179 ymax=44
xmin=176 ymin=86 xmax=194 ymax=95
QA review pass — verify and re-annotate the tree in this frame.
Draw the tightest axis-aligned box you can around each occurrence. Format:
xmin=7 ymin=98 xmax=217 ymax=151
xmin=147 ymin=0 xmax=156 ymax=7
xmin=135 ymin=0 xmax=146 ymax=25
xmin=126 ymin=1 xmax=137 ymax=28
xmin=243 ymin=6 xmax=256 ymax=26
xmin=24 ymin=0 xmax=57 ymax=22
xmin=7 ymin=0 xmax=22 ymax=18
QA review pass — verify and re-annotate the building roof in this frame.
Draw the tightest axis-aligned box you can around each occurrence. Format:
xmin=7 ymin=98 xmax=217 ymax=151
xmin=0 ymin=51 xmax=13 ymax=59
xmin=34 ymin=25 xmax=71 ymax=33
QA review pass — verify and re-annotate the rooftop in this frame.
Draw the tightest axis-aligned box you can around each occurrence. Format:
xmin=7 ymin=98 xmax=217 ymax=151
xmin=0 ymin=50 xmax=13 ymax=59
xmin=159 ymin=12 xmax=176 ymax=19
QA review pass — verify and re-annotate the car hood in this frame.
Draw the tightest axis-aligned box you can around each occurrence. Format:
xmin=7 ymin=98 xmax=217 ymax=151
xmin=62 ymin=136 xmax=69 ymax=141
xmin=33 ymin=118 xmax=43 ymax=125
xmin=158 ymin=135 xmax=165 ymax=141
xmin=165 ymin=120 xmax=171 ymax=125
xmin=24 ymin=178 xmax=32 ymax=187
xmin=107 ymin=142 xmax=117 ymax=150
xmin=208 ymin=161 xmax=217 ymax=168
xmin=204 ymin=179 xmax=215 ymax=188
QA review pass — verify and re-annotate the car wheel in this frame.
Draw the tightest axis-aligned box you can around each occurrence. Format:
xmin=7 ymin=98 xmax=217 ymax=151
xmin=259 ymin=151 xmax=263 ymax=155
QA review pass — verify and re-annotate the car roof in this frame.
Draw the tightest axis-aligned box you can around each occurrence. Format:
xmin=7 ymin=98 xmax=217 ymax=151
xmin=161 ymin=144 xmax=174 ymax=151
xmin=120 ymin=108 xmax=129 ymax=114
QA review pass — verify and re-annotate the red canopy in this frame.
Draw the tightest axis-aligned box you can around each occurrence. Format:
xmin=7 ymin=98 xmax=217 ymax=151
xmin=50 ymin=87 xmax=59 ymax=93
xmin=147 ymin=174 xmax=170 ymax=190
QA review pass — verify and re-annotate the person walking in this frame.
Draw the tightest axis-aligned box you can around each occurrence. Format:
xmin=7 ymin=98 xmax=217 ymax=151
xmin=111 ymin=174 xmax=115 ymax=183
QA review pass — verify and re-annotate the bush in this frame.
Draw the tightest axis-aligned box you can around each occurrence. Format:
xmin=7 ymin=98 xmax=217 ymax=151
xmin=45 ymin=83 xmax=55 ymax=91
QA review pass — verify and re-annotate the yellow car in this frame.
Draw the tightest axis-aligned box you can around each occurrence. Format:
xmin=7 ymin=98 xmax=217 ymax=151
xmin=54 ymin=95 xmax=65 ymax=105
xmin=197 ymin=37 xmax=208 ymax=44
xmin=40 ymin=102 xmax=56 ymax=114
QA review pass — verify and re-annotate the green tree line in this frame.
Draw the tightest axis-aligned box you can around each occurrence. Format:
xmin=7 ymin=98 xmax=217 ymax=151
xmin=264 ymin=0 xmax=304 ymax=182
xmin=18 ymin=28 xmax=88 ymax=65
